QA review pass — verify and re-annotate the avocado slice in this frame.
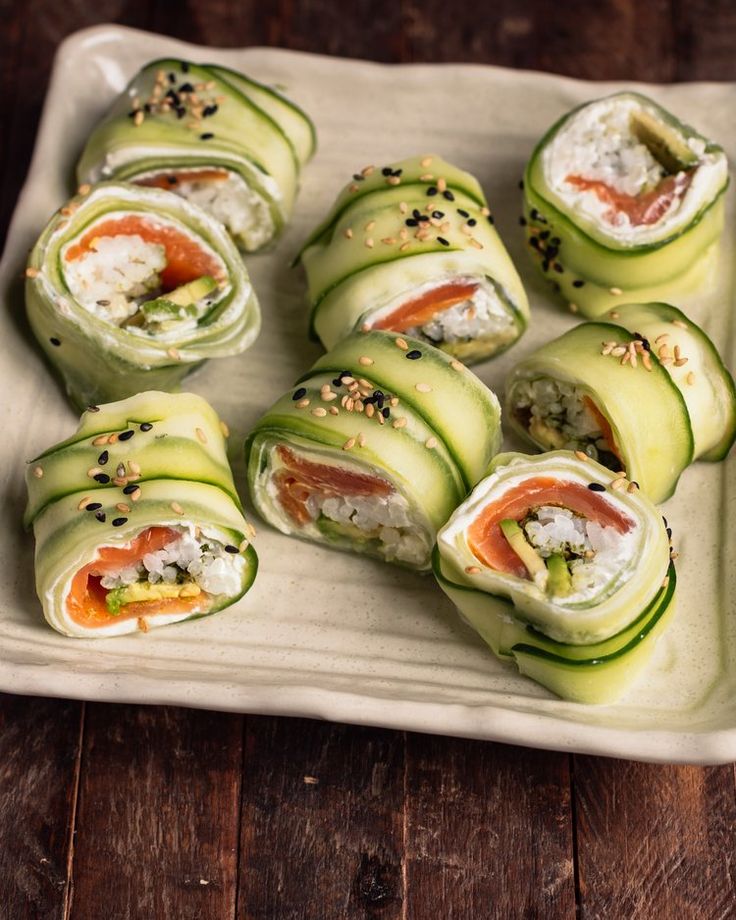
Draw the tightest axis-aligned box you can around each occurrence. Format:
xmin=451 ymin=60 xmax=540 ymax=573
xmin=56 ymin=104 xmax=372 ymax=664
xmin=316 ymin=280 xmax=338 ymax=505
xmin=141 ymin=275 xmax=218 ymax=325
xmin=630 ymin=109 xmax=698 ymax=175
xmin=105 ymin=580 xmax=202 ymax=615
xmin=499 ymin=518 xmax=546 ymax=580
xmin=545 ymin=553 xmax=572 ymax=597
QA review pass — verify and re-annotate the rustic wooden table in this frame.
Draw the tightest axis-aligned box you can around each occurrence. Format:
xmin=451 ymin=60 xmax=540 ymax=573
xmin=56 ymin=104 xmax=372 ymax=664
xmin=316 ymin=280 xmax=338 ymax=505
xmin=2 ymin=2 xmax=735 ymax=918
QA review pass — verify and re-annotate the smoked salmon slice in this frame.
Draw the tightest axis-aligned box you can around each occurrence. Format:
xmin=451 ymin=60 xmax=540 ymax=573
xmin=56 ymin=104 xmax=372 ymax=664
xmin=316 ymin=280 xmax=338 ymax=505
xmin=565 ymin=170 xmax=694 ymax=226
xmin=274 ymin=444 xmax=392 ymax=526
xmin=64 ymin=215 xmax=223 ymax=291
xmin=371 ymin=281 xmax=479 ymax=332
xmin=66 ymin=526 xmax=202 ymax=627
xmin=467 ymin=477 xmax=634 ymax=579
xmin=134 ymin=168 xmax=231 ymax=190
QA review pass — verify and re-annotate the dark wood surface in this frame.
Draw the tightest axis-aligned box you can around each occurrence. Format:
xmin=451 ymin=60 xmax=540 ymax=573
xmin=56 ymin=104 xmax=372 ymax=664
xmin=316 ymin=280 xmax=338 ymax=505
xmin=2 ymin=2 xmax=736 ymax=918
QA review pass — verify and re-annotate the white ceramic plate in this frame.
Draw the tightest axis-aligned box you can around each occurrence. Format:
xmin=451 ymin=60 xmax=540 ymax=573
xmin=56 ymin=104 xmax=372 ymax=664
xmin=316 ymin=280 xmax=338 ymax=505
xmin=2 ymin=24 xmax=735 ymax=764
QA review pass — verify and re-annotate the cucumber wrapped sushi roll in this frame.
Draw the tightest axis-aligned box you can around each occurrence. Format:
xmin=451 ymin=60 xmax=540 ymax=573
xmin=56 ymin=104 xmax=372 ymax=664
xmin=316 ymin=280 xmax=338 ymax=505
xmin=505 ymin=302 xmax=736 ymax=503
xmin=24 ymin=391 xmax=258 ymax=638
xmin=434 ymin=451 xmax=676 ymax=703
xmin=77 ymin=59 xmax=315 ymax=252
xmin=298 ymin=155 xmax=529 ymax=363
xmin=25 ymin=181 xmax=261 ymax=410
xmin=523 ymin=92 xmax=728 ymax=317
xmin=245 ymin=329 xmax=502 ymax=570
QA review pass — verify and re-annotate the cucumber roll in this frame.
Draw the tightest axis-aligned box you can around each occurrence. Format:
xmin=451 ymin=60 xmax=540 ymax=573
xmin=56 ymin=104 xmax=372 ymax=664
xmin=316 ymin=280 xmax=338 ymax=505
xmin=24 ymin=391 xmax=258 ymax=638
xmin=298 ymin=155 xmax=529 ymax=363
xmin=523 ymin=92 xmax=728 ymax=317
xmin=77 ymin=59 xmax=315 ymax=252
xmin=245 ymin=330 xmax=502 ymax=570
xmin=25 ymin=181 xmax=261 ymax=410
xmin=505 ymin=302 xmax=736 ymax=503
xmin=434 ymin=451 xmax=676 ymax=703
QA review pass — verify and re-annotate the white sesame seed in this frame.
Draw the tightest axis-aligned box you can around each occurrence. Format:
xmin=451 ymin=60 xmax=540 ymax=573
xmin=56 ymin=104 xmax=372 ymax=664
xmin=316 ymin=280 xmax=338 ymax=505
xmin=167 ymin=347 xmax=182 ymax=360
xmin=609 ymin=310 xmax=620 ymax=319
xmin=130 ymin=487 xmax=142 ymax=502
xmin=364 ymin=238 xmax=374 ymax=249
xmin=296 ymin=398 xmax=310 ymax=409
xmin=386 ymin=176 xmax=401 ymax=186
xmin=415 ymin=383 xmax=432 ymax=393
xmin=569 ymin=303 xmax=579 ymax=314
xmin=87 ymin=466 xmax=102 ymax=478
xmin=25 ymin=267 xmax=39 ymax=279
xmin=381 ymin=237 xmax=397 ymax=245
xmin=322 ymin=391 xmax=338 ymax=402
xmin=437 ymin=177 xmax=447 ymax=192
xmin=610 ymin=477 xmax=626 ymax=490
xmin=419 ymin=173 xmax=434 ymax=181
xmin=399 ymin=241 xmax=411 ymax=252
xmin=358 ymin=433 xmax=366 ymax=447
xmin=392 ymin=417 xmax=407 ymax=429
xmin=361 ymin=165 xmax=375 ymax=177
xmin=574 ymin=450 xmax=588 ymax=461
xmin=480 ymin=207 xmax=491 ymax=217
xmin=92 ymin=435 xmax=109 ymax=446
xmin=219 ymin=419 xmax=230 ymax=437
xmin=399 ymin=202 xmax=408 ymax=214
xmin=342 ymin=437 xmax=356 ymax=451
xmin=450 ymin=360 xmax=463 ymax=371
xmin=329 ymin=407 xmax=339 ymax=415
xmin=171 ymin=502 xmax=184 ymax=514
xmin=358 ymin=355 xmax=374 ymax=366
xmin=672 ymin=319 xmax=688 ymax=329
xmin=469 ymin=238 xmax=483 ymax=250
xmin=465 ymin=566 xmax=481 ymax=575
xmin=686 ymin=371 xmax=695 ymax=385
xmin=609 ymin=287 xmax=623 ymax=295
xmin=311 ymin=407 xmax=327 ymax=417
xmin=344 ymin=228 xmax=353 ymax=239
xmin=116 ymin=503 xmax=131 ymax=513
xmin=195 ymin=427 xmax=207 ymax=444
xmin=420 ymin=156 xmax=433 ymax=167
xmin=674 ymin=357 xmax=688 ymax=367
xmin=425 ymin=437 xmax=438 ymax=449
xmin=395 ymin=337 xmax=409 ymax=350
xmin=77 ymin=496 xmax=91 ymax=510
xmin=364 ymin=220 xmax=376 ymax=232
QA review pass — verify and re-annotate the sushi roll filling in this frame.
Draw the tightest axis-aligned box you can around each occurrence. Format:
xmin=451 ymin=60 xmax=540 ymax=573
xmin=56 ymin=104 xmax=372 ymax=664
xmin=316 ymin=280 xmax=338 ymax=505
xmin=366 ymin=275 xmax=516 ymax=350
xmin=61 ymin=211 xmax=227 ymax=332
xmin=264 ymin=444 xmax=432 ymax=566
xmin=509 ymin=378 xmax=621 ymax=469
xmin=66 ymin=524 xmax=245 ymax=627
xmin=132 ymin=167 xmax=275 ymax=251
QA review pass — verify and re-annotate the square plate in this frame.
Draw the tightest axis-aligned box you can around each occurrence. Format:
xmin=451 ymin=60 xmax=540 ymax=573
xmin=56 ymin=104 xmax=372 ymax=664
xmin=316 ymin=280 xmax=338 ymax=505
xmin=2 ymin=24 xmax=735 ymax=764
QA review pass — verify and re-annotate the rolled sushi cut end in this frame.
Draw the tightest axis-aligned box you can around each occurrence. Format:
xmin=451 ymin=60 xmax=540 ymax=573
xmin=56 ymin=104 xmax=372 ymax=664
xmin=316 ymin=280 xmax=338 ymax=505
xmin=300 ymin=155 xmax=529 ymax=363
xmin=505 ymin=302 xmax=735 ymax=502
xmin=77 ymin=59 xmax=316 ymax=252
xmin=523 ymin=92 xmax=728 ymax=317
xmin=246 ymin=329 xmax=503 ymax=571
xmin=434 ymin=451 xmax=676 ymax=703
xmin=25 ymin=391 xmax=257 ymax=638
xmin=25 ymin=181 xmax=260 ymax=410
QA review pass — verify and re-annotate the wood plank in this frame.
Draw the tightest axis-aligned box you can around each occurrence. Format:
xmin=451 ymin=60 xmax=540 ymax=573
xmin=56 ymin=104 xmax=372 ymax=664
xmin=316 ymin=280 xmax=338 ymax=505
xmin=574 ymin=757 xmax=736 ymax=918
xmin=672 ymin=0 xmax=736 ymax=80
xmin=237 ymin=716 xmax=405 ymax=920
xmin=0 ymin=695 xmax=83 ymax=920
xmin=403 ymin=736 xmax=576 ymax=919
xmin=69 ymin=704 xmax=243 ymax=920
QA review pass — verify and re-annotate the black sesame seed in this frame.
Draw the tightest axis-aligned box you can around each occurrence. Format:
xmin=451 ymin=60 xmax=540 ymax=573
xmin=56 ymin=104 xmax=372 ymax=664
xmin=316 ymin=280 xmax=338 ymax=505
xmin=541 ymin=260 xmax=549 ymax=272
xmin=123 ymin=484 xmax=139 ymax=495
xmin=437 ymin=237 xmax=450 ymax=246
xmin=200 ymin=132 xmax=215 ymax=140
xmin=139 ymin=422 xmax=153 ymax=432
xmin=179 ymin=82 xmax=194 ymax=93
xmin=331 ymin=377 xmax=343 ymax=387
xmin=166 ymin=89 xmax=181 ymax=106
xmin=539 ymin=230 xmax=550 ymax=241
xmin=292 ymin=387 xmax=307 ymax=401
xmin=93 ymin=473 xmax=111 ymax=484
xmin=412 ymin=209 xmax=421 ymax=219
xmin=373 ymin=390 xmax=384 ymax=399
xmin=175 ymin=106 xmax=186 ymax=119
xmin=442 ymin=190 xmax=455 ymax=201
xmin=381 ymin=407 xmax=390 ymax=419
xmin=168 ymin=72 xmax=176 ymax=83
xmin=546 ymin=245 xmax=559 ymax=258
xmin=143 ymin=103 xmax=152 ymax=113
xmin=551 ymin=237 xmax=561 ymax=245
xmin=587 ymin=483 xmax=606 ymax=492
xmin=127 ymin=109 xmax=139 ymax=119
xmin=518 ymin=179 xmax=524 ymax=190
xmin=95 ymin=511 xmax=106 ymax=522
xmin=553 ymin=263 xmax=564 ymax=273
xmin=112 ymin=517 xmax=127 ymax=527
xmin=85 ymin=502 xmax=102 ymax=512
xmin=666 ymin=527 xmax=672 ymax=539
xmin=417 ymin=214 xmax=430 ymax=222
xmin=530 ymin=208 xmax=540 ymax=220
xmin=467 ymin=218 xmax=477 ymax=227
xmin=381 ymin=167 xmax=392 ymax=176
xmin=98 ymin=450 xmax=109 ymax=465
xmin=405 ymin=218 xmax=418 ymax=227
xmin=352 ymin=173 xmax=365 ymax=182
xmin=529 ymin=237 xmax=540 ymax=250
xmin=87 ymin=406 xmax=100 ymax=412
xmin=662 ymin=515 xmax=668 ymax=527
xmin=225 ymin=544 xmax=239 ymax=554
xmin=457 ymin=209 xmax=469 ymax=218
xmin=49 ymin=337 xmax=61 ymax=347
xmin=432 ymin=210 xmax=444 ymax=219
xmin=426 ymin=186 xmax=438 ymax=196
xmin=392 ymin=168 xmax=403 ymax=177
xmin=406 ymin=349 xmax=422 ymax=360
xmin=519 ymin=216 xmax=527 ymax=226
xmin=181 ymin=61 xmax=190 ymax=72
xmin=487 ymin=216 xmax=495 ymax=224
xmin=119 ymin=430 xmax=135 ymax=441
xmin=572 ymin=279 xmax=585 ymax=288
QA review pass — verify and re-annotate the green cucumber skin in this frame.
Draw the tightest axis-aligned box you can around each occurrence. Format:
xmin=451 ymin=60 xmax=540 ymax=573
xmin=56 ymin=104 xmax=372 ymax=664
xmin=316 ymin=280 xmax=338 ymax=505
xmin=522 ymin=91 xmax=728 ymax=317
xmin=433 ymin=546 xmax=677 ymax=704
xmin=25 ymin=181 xmax=260 ymax=410
xmin=505 ymin=322 xmax=694 ymax=504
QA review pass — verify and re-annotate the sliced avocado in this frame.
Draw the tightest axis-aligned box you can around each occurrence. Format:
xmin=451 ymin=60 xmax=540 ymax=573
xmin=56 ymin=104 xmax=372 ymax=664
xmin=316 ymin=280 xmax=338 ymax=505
xmin=162 ymin=275 xmax=218 ymax=306
xmin=545 ymin=553 xmax=572 ymax=597
xmin=105 ymin=580 xmax=201 ymax=615
xmin=499 ymin=519 xmax=546 ymax=580
xmin=141 ymin=275 xmax=218 ymax=325
xmin=630 ymin=109 xmax=698 ymax=174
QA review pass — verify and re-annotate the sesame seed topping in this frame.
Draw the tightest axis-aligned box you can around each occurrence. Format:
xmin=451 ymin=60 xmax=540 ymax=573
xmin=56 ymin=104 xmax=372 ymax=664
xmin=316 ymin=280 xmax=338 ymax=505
xmin=437 ymin=236 xmax=450 ymax=247
xmin=77 ymin=183 xmax=91 ymax=196
xmin=140 ymin=422 xmax=153 ymax=432
xmin=329 ymin=406 xmax=339 ymax=415
xmin=342 ymin=437 xmax=356 ymax=451
xmin=170 ymin=502 xmax=184 ymax=515
xmin=468 ymin=238 xmax=483 ymax=250
xmin=450 ymin=360 xmax=463 ymax=371
xmin=358 ymin=433 xmax=366 ymax=447
xmin=112 ymin=517 xmax=128 ymax=527
xmin=322 ymin=391 xmax=338 ymax=402
xmin=220 ymin=420 xmax=230 ymax=438
xmin=425 ymin=437 xmax=438 ymax=449
xmin=627 ymin=481 xmax=640 ymax=493
xmin=386 ymin=176 xmax=401 ymax=186
xmin=587 ymin=482 xmax=605 ymax=492
xmin=357 ymin=356 xmax=374 ymax=368
xmin=167 ymin=347 xmax=182 ymax=360
xmin=465 ymin=566 xmax=481 ymax=575
xmin=92 ymin=435 xmax=109 ymax=447
xmin=574 ymin=450 xmax=588 ymax=461
xmin=296 ymin=398 xmax=310 ymax=409
xmin=95 ymin=511 xmax=106 ymax=523
xmin=381 ymin=237 xmax=397 ymax=245
xmin=78 ymin=497 xmax=91 ymax=510
xmin=395 ymin=337 xmax=409 ymax=350
xmin=311 ymin=407 xmax=327 ymax=417
xmin=364 ymin=238 xmax=374 ymax=248
xmin=364 ymin=220 xmax=376 ymax=231
xmin=642 ymin=352 xmax=653 ymax=371
xmin=361 ymin=165 xmax=375 ymax=177
xmin=399 ymin=202 xmax=408 ymax=214
xmin=116 ymin=503 xmax=131 ymax=513
xmin=654 ymin=334 xmax=670 ymax=345
xmin=25 ymin=267 xmax=39 ymax=279
xmin=344 ymin=228 xmax=353 ymax=239
xmin=118 ymin=430 xmax=134 ymax=441
xmin=480 ymin=207 xmax=491 ymax=217
xmin=674 ymin=357 xmax=688 ymax=367
xmin=32 ymin=465 xmax=44 ymax=478
xmin=609 ymin=287 xmax=623 ymax=296
xmin=610 ymin=477 xmax=626 ymax=490
xmin=686 ymin=371 xmax=695 ymax=385
xmin=437 ymin=177 xmax=447 ymax=192
xmin=420 ymin=156 xmax=433 ymax=167
xmin=98 ymin=450 xmax=109 ymax=465
xmin=392 ymin=417 xmax=407 ymax=430
xmin=399 ymin=241 xmax=411 ymax=252
xmin=87 ymin=466 xmax=102 ymax=478
xmin=195 ymin=427 xmax=207 ymax=444
xmin=406 ymin=349 xmax=422 ymax=360
xmin=415 ymin=382 xmax=432 ymax=393
xmin=662 ymin=575 xmax=670 ymax=589
xmin=239 ymin=538 xmax=250 ymax=552
xmin=94 ymin=473 xmax=111 ymax=484
xmin=292 ymin=387 xmax=307 ymax=401
xmin=609 ymin=310 xmax=620 ymax=319
xmin=672 ymin=319 xmax=688 ymax=329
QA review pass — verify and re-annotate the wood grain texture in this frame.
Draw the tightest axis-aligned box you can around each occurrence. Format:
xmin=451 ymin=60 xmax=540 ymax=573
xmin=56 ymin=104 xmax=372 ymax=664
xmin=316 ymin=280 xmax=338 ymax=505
xmin=237 ymin=717 xmax=405 ymax=920
xmin=0 ymin=695 xmax=83 ymax=920
xmin=404 ymin=736 xmax=575 ymax=920
xmin=574 ymin=757 xmax=736 ymax=919
xmin=69 ymin=705 xmax=243 ymax=920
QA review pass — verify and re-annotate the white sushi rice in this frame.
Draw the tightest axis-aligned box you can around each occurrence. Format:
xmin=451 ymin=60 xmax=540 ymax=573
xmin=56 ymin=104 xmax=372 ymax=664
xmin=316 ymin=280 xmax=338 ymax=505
xmin=523 ymin=505 xmax=630 ymax=602
xmin=264 ymin=445 xmax=432 ymax=567
xmin=543 ymin=96 xmax=726 ymax=244
xmin=369 ymin=276 xmax=514 ymax=346
xmin=510 ymin=378 xmax=614 ymax=462
xmin=137 ymin=170 xmax=275 ymax=251
xmin=99 ymin=526 xmax=242 ymax=597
